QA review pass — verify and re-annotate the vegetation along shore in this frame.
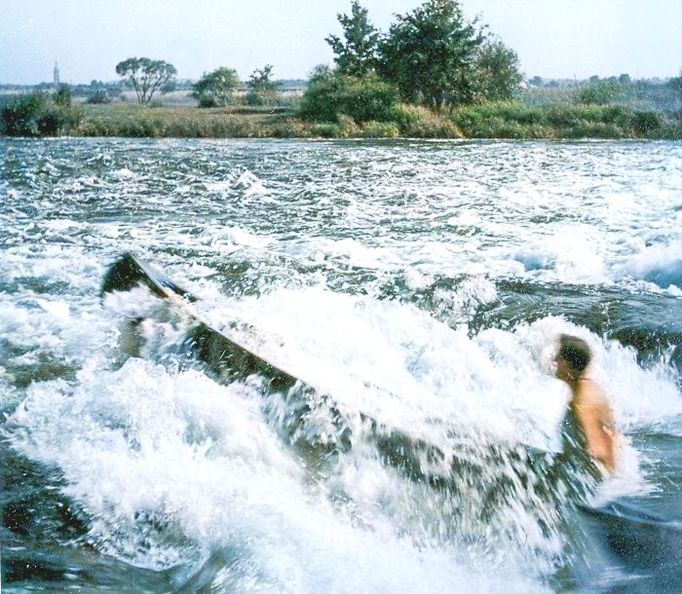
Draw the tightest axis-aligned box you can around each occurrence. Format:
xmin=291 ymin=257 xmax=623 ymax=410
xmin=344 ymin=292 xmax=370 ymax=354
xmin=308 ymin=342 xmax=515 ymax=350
xmin=2 ymin=0 xmax=681 ymax=140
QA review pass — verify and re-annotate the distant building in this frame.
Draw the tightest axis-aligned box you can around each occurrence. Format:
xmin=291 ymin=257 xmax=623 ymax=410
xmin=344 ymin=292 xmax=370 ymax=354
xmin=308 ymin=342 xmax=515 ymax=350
xmin=53 ymin=62 xmax=60 ymax=87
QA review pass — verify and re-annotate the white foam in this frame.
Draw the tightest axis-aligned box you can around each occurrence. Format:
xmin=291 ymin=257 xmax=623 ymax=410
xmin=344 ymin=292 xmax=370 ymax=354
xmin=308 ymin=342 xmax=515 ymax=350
xmin=514 ymin=225 xmax=609 ymax=284
xmin=113 ymin=167 xmax=136 ymax=180
xmin=35 ymin=298 xmax=71 ymax=322
xmin=207 ymin=289 xmax=679 ymax=513
xmin=6 ymin=357 xmax=549 ymax=593
xmin=622 ymin=239 xmax=682 ymax=290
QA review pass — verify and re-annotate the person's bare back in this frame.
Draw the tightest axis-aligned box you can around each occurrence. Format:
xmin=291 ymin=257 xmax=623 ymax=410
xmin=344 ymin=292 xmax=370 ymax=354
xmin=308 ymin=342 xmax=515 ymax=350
xmin=554 ymin=335 xmax=618 ymax=474
xmin=570 ymin=377 xmax=616 ymax=472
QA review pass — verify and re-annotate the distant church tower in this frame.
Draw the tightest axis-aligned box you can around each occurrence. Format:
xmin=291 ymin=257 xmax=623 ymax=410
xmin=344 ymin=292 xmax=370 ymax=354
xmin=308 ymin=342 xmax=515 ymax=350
xmin=53 ymin=62 xmax=60 ymax=87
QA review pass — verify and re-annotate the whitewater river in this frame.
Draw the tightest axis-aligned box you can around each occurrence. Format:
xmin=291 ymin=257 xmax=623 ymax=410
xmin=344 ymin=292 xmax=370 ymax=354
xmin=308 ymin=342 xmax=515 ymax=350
xmin=1 ymin=138 xmax=681 ymax=593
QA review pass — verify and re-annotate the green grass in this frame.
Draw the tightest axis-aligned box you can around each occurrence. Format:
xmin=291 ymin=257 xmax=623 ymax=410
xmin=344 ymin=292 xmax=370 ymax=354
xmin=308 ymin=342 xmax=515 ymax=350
xmin=76 ymin=104 xmax=305 ymax=138
xmin=450 ymin=101 xmax=680 ymax=139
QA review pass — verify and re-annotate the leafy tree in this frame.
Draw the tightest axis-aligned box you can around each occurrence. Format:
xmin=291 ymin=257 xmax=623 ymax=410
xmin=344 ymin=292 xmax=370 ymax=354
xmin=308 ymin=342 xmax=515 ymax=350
xmin=115 ymin=57 xmax=177 ymax=104
xmin=326 ymin=1 xmax=380 ymax=76
xmin=308 ymin=64 xmax=334 ymax=80
xmin=474 ymin=38 xmax=523 ymax=101
xmin=378 ymin=0 xmax=483 ymax=109
xmin=245 ymin=65 xmax=280 ymax=106
xmin=192 ymin=67 xmax=240 ymax=107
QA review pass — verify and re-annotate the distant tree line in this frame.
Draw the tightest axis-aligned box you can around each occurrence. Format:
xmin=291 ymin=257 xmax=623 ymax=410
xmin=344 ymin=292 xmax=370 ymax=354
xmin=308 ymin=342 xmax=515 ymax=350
xmin=109 ymin=0 xmax=522 ymax=114
xmin=524 ymin=72 xmax=682 ymax=114
xmin=109 ymin=57 xmax=285 ymax=108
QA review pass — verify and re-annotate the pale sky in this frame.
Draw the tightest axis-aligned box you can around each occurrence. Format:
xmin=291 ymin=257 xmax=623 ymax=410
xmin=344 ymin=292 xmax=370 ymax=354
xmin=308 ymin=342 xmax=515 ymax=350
xmin=1 ymin=0 xmax=680 ymax=84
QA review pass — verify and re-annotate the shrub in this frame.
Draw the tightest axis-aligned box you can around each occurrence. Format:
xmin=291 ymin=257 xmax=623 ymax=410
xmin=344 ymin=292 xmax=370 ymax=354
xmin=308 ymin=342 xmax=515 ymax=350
xmin=192 ymin=67 xmax=240 ymax=108
xmin=544 ymin=104 xmax=583 ymax=127
xmin=245 ymin=65 xmax=281 ymax=107
xmin=574 ymin=81 xmax=623 ymax=105
xmin=299 ymin=71 xmax=398 ymax=123
xmin=298 ymin=72 xmax=344 ymax=121
xmin=1 ymin=93 xmax=81 ymax=136
xmin=54 ymin=84 xmax=73 ymax=107
xmin=600 ymin=105 xmax=632 ymax=128
xmin=632 ymin=110 xmax=662 ymax=135
xmin=270 ymin=118 xmax=310 ymax=138
xmin=451 ymin=101 xmax=545 ymax=135
xmin=564 ymin=121 xmax=626 ymax=139
xmin=1 ymin=93 xmax=46 ymax=135
xmin=496 ymin=102 xmax=543 ymax=125
xmin=197 ymin=96 xmax=219 ymax=108
xmin=86 ymin=90 xmax=111 ymax=104
xmin=337 ymin=114 xmax=361 ymax=137
xmin=343 ymin=76 xmax=398 ymax=122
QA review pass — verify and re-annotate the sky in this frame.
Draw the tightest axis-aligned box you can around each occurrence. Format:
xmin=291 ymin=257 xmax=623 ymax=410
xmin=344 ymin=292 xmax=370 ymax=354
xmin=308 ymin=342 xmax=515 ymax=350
xmin=1 ymin=0 xmax=680 ymax=85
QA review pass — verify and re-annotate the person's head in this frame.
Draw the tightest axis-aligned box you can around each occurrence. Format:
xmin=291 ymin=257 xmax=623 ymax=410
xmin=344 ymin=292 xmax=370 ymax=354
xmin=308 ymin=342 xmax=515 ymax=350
xmin=554 ymin=334 xmax=591 ymax=383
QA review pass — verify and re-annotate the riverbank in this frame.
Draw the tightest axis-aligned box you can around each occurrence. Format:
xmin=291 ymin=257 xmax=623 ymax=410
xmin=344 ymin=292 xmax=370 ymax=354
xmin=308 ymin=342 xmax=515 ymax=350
xmin=3 ymin=99 xmax=681 ymax=140
xmin=46 ymin=102 xmax=682 ymax=140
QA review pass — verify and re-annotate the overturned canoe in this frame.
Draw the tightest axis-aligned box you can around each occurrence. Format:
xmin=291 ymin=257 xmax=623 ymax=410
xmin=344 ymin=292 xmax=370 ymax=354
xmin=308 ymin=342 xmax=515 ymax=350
xmin=100 ymin=253 xmax=564 ymax=492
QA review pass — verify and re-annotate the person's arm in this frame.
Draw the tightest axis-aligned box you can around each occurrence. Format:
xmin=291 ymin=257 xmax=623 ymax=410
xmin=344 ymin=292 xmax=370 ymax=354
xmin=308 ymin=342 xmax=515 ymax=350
xmin=574 ymin=398 xmax=615 ymax=473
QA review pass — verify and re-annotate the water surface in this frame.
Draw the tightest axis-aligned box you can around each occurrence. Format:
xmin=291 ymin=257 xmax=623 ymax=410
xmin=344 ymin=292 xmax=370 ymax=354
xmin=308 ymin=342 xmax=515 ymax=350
xmin=1 ymin=138 xmax=681 ymax=592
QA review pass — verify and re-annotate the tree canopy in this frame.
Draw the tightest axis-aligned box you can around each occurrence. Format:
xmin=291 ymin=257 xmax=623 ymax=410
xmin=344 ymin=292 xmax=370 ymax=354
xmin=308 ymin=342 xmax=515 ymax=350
xmin=475 ymin=38 xmax=523 ymax=101
xmin=326 ymin=1 xmax=380 ymax=77
xmin=192 ymin=67 xmax=240 ymax=107
xmin=115 ymin=58 xmax=177 ymax=104
xmin=379 ymin=0 xmax=483 ymax=109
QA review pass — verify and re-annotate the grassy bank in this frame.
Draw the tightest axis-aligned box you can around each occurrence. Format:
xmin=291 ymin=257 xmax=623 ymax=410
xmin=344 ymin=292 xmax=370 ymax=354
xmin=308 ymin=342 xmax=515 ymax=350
xmin=72 ymin=102 xmax=682 ymax=140
xmin=3 ymin=98 xmax=681 ymax=140
xmin=73 ymin=104 xmax=460 ymax=139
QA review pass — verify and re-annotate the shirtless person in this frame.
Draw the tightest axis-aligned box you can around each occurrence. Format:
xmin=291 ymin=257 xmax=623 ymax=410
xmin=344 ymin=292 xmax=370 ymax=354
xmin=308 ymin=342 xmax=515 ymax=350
xmin=554 ymin=334 xmax=617 ymax=474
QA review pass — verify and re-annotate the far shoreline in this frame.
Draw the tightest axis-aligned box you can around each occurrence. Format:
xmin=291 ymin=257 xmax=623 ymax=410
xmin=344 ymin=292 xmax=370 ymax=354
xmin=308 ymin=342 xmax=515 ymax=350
xmin=63 ymin=102 xmax=682 ymax=141
xmin=2 ymin=101 xmax=681 ymax=141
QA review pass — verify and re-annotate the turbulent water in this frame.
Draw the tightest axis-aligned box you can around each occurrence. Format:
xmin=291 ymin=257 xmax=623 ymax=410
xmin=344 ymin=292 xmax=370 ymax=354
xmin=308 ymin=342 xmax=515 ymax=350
xmin=1 ymin=138 xmax=681 ymax=593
